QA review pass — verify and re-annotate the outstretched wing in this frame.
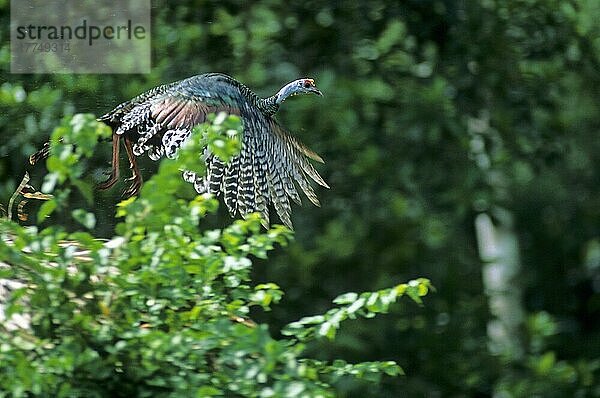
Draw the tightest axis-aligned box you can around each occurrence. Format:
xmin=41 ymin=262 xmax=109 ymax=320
xmin=195 ymin=114 xmax=328 ymax=229
xmin=102 ymin=74 xmax=244 ymax=160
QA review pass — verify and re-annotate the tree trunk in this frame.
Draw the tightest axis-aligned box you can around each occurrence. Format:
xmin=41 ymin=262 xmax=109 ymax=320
xmin=475 ymin=207 xmax=524 ymax=360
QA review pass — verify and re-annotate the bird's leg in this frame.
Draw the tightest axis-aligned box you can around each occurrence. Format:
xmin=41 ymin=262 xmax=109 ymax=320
xmin=97 ymin=133 xmax=120 ymax=190
xmin=123 ymin=136 xmax=143 ymax=197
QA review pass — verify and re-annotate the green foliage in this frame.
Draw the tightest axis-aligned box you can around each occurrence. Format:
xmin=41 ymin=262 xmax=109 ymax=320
xmin=494 ymin=312 xmax=600 ymax=397
xmin=37 ymin=114 xmax=111 ymax=223
xmin=0 ymin=115 xmax=428 ymax=397
xmin=283 ymin=279 xmax=431 ymax=341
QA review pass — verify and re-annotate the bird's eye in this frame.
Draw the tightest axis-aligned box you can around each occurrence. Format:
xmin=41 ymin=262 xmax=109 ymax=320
xmin=303 ymin=80 xmax=312 ymax=88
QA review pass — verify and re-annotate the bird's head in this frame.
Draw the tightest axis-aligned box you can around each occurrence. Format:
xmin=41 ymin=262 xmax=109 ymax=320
xmin=275 ymin=78 xmax=323 ymax=104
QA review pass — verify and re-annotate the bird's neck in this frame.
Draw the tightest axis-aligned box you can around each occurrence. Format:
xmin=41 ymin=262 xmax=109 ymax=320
xmin=256 ymin=96 xmax=280 ymax=117
xmin=255 ymin=81 xmax=301 ymax=116
xmin=231 ymin=79 xmax=280 ymax=117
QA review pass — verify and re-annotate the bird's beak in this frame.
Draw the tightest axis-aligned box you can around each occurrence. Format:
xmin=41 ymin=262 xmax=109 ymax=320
xmin=311 ymin=88 xmax=323 ymax=96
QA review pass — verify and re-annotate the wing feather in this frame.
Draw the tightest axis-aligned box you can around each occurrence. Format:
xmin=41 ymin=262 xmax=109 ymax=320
xmin=224 ymin=117 xmax=327 ymax=228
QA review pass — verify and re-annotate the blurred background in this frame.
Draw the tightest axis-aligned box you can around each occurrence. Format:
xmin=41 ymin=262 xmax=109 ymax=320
xmin=1 ymin=0 xmax=599 ymax=396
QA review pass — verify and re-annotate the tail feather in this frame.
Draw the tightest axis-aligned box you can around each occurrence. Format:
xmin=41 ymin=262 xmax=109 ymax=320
xmin=29 ymin=142 xmax=51 ymax=165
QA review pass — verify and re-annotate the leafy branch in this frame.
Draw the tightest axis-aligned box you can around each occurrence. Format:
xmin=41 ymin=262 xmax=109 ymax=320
xmin=283 ymin=278 xmax=433 ymax=341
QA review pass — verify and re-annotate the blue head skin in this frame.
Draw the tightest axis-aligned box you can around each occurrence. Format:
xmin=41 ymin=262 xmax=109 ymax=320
xmin=275 ymin=78 xmax=323 ymax=104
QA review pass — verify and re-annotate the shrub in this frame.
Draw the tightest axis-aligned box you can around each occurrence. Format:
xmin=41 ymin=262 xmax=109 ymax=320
xmin=0 ymin=114 xmax=430 ymax=397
